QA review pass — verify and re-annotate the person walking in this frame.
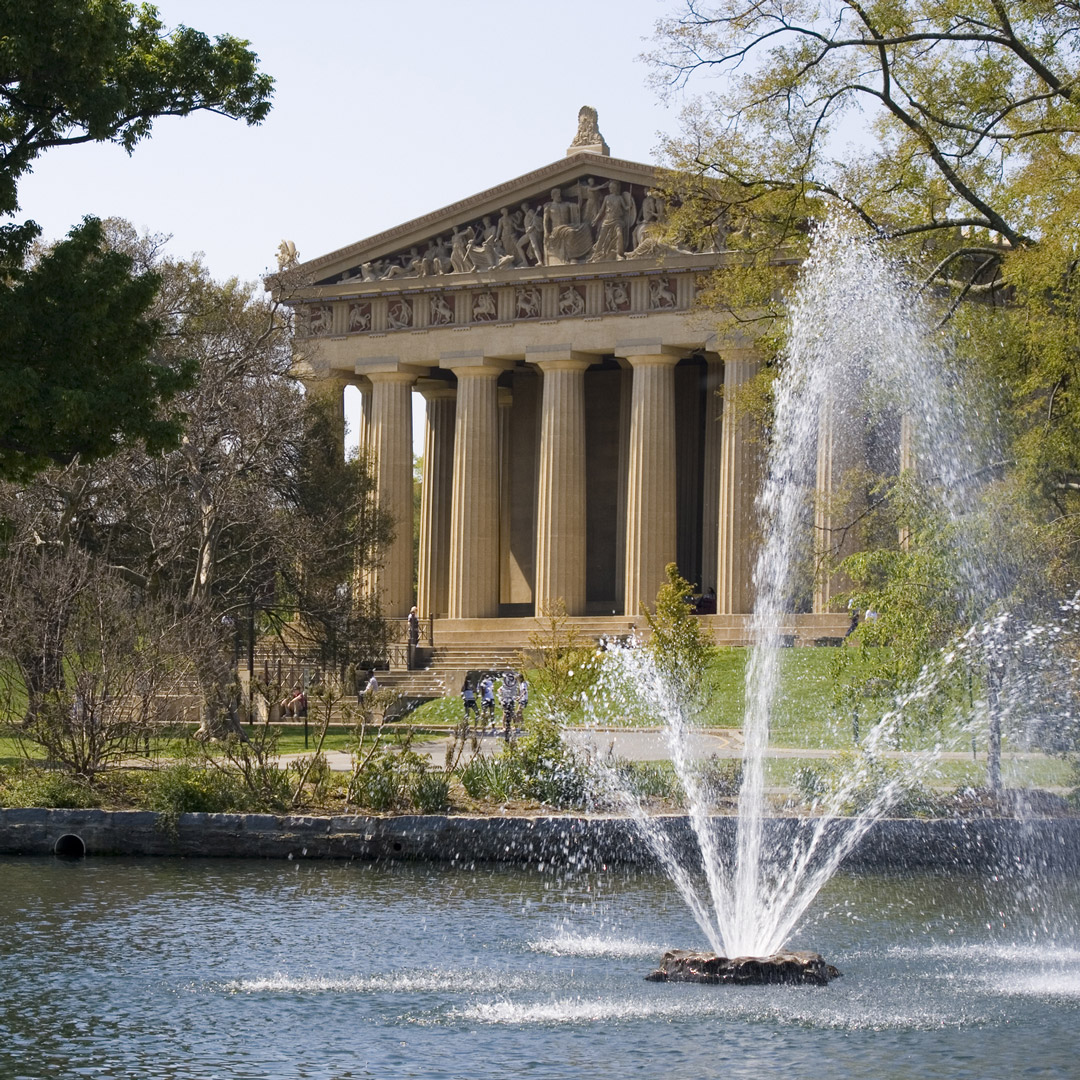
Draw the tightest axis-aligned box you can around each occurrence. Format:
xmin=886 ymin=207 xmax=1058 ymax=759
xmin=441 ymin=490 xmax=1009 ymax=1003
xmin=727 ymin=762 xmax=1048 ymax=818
xmin=479 ymin=673 xmax=495 ymax=730
xmin=499 ymin=671 xmax=518 ymax=742
xmin=516 ymin=676 xmax=528 ymax=728
xmin=461 ymin=677 xmax=478 ymax=732
xmin=364 ymin=669 xmax=378 ymax=700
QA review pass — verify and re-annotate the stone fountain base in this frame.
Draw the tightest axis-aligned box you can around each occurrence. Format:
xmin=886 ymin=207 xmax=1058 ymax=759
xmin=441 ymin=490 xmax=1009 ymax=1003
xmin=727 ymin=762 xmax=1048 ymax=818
xmin=645 ymin=949 xmax=842 ymax=986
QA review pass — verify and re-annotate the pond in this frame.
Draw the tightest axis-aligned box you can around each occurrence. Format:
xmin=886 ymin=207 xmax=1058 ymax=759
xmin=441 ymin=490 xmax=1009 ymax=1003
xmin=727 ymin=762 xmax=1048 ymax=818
xmin=1 ymin=856 xmax=1078 ymax=1079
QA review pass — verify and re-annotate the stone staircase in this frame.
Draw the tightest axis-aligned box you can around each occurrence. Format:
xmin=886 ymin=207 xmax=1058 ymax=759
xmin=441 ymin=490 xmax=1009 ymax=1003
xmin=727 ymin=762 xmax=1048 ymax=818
xmin=242 ymin=611 xmax=854 ymax=719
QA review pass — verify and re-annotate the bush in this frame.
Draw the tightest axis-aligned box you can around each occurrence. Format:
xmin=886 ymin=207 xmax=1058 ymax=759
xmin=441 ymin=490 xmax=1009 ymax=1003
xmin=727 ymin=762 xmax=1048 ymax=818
xmin=699 ymin=755 xmax=743 ymax=801
xmin=410 ymin=769 xmax=450 ymax=813
xmin=608 ymin=756 xmax=742 ymax=806
xmin=793 ymin=749 xmax=939 ymax=817
xmin=507 ymin=713 xmax=588 ymax=807
xmin=0 ymin=764 xmax=100 ymax=808
xmin=613 ymin=760 xmax=680 ymax=801
xmin=146 ymin=760 xmax=250 ymax=816
xmin=458 ymin=754 xmax=519 ymax=802
xmin=348 ymin=746 xmax=428 ymax=811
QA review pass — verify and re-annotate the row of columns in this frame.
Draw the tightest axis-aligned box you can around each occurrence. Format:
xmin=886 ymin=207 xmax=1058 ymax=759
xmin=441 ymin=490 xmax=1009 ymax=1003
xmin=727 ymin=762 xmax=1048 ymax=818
xmin=335 ymin=346 xmax=762 ymax=620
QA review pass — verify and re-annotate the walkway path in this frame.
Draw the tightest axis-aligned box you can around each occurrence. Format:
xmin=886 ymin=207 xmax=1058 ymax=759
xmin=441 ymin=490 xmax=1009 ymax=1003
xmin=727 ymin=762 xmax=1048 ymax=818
xmin=278 ymin=726 xmax=1030 ymax=772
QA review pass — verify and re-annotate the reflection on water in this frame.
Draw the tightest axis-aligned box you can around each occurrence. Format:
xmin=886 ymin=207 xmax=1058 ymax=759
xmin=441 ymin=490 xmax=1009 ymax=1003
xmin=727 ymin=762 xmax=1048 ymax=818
xmin=1 ymin=857 xmax=1077 ymax=1079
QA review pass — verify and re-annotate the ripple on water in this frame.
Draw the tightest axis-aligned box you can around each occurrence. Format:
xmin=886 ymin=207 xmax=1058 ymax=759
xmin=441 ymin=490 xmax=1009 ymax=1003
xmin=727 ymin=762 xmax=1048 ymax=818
xmin=452 ymin=988 xmax=978 ymax=1031
xmin=883 ymin=941 xmax=1080 ymax=997
xmin=220 ymin=969 xmax=545 ymax=995
xmin=526 ymin=932 xmax=668 ymax=958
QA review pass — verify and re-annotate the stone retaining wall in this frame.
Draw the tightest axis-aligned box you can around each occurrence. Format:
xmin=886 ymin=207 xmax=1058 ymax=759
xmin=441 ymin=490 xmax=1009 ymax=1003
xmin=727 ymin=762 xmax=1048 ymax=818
xmin=2 ymin=807 xmax=1079 ymax=872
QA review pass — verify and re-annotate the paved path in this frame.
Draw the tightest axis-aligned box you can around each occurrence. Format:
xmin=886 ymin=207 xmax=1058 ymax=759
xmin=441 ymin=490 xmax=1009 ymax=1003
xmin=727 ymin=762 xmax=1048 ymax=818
xmin=278 ymin=726 xmax=1035 ymax=772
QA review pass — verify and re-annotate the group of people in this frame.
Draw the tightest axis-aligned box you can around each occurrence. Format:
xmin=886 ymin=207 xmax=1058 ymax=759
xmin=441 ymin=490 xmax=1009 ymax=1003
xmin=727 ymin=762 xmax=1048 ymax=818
xmin=461 ymin=671 xmax=528 ymax=740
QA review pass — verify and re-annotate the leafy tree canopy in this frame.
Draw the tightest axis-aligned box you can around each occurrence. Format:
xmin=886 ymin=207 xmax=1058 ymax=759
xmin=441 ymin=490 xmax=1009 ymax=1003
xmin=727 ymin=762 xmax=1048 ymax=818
xmin=0 ymin=0 xmax=273 ymax=222
xmin=651 ymin=0 xmax=1080 ymax=259
xmin=0 ymin=0 xmax=273 ymax=480
xmin=651 ymin=1 xmax=1080 ymax=583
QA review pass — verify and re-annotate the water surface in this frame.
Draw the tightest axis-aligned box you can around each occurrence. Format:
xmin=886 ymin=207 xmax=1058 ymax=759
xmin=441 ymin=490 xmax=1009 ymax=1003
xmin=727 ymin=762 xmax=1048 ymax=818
xmin=1 ymin=857 xmax=1077 ymax=1079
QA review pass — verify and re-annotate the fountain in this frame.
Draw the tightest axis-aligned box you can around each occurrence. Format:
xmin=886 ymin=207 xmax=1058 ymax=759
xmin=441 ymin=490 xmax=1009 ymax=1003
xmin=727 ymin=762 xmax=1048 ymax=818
xmin=582 ymin=218 xmax=1055 ymax=984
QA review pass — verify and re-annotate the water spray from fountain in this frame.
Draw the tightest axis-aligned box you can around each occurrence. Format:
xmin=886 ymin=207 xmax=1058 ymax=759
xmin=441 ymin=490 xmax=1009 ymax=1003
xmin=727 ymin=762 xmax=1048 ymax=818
xmin=584 ymin=215 xmax=1033 ymax=963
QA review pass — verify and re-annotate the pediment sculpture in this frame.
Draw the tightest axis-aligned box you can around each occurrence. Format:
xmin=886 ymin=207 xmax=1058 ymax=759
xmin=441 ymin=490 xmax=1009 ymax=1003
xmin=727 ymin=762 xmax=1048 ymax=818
xmin=318 ymin=176 xmax=705 ymax=286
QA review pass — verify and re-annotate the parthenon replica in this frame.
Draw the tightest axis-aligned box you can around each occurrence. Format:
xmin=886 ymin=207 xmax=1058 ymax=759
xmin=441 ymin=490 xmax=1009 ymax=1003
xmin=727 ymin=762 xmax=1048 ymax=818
xmin=283 ymin=109 xmax=847 ymax=644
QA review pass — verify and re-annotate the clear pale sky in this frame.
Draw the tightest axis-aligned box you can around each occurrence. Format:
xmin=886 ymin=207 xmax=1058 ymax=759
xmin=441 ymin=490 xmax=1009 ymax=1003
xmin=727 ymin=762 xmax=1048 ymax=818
xmin=15 ymin=0 xmax=697 ymax=453
xmin=17 ymin=0 xmax=687 ymax=285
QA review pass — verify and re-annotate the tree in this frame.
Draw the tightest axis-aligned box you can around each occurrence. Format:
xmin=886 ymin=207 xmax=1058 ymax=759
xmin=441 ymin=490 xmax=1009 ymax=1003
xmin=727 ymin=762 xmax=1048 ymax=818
xmin=650 ymin=0 xmax=1080 ymax=605
xmin=0 ymin=225 xmax=392 ymax=755
xmin=0 ymin=217 xmax=194 ymax=480
xmin=644 ymin=563 xmax=719 ymax=717
xmin=651 ymin=0 xmax=1080 ymax=261
xmin=520 ymin=599 xmax=600 ymax=718
xmin=0 ymin=0 xmax=273 ymax=479
xmin=650 ymin=2 xmax=1080 ymax=791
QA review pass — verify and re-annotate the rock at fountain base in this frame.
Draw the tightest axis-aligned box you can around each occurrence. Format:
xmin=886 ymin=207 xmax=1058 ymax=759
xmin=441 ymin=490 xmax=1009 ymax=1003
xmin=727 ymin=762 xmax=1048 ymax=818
xmin=645 ymin=949 xmax=842 ymax=987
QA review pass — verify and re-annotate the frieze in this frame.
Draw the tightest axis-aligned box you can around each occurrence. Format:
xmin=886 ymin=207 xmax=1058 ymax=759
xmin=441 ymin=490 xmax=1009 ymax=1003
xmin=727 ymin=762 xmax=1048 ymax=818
xmin=295 ymin=271 xmax=702 ymax=339
xmin=314 ymin=175 xmax=707 ymax=288
xmin=472 ymin=292 xmax=498 ymax=322
xmin=348 ymin=302 xmax=371 ymax=333
xmin=430 ymin=293 xmax=455 ymax=326
xmin=387 ymin=298 xmax=412 ymax=330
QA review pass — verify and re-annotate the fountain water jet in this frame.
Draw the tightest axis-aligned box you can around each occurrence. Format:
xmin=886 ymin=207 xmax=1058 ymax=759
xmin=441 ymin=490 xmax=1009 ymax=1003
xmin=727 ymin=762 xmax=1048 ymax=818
xmin=584 ymin=217 xmax=1014 ymax=978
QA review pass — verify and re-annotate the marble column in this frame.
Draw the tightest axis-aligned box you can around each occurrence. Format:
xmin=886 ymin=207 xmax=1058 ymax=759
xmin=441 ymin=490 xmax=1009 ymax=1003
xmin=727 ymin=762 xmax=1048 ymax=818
xmin=354 ymin=375 xmax=373 ymax=459
xmin=532 ymin=352 xmax=591 ymax=616
xmin=498 ymin=387 xmax=513 ymax=606
xmin=717 ymin=351 xmax=761 ymax=615
xmin=444 ymin=356 xmax=510 ymax=619
xmin=700 ymin=356 xmax=724 ymax=596
xmin=675 ymin=361 xmax=703 ymax=588
xmin=417 ymin=380 xmax=456 ymax=620
xmin=614 ymin=364 xmax=632 ymax=614
xmin=619 ymin=348 xmax=681 ymax=617
xmin=366 ymin=367 xmax=417 ymax=618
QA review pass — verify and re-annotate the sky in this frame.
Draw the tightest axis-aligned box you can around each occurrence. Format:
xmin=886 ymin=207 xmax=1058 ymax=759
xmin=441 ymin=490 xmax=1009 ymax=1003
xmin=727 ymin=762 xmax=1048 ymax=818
xmin=14 ymin=0 xmax=704 ymax=455
xmin=17 ymin=0 xmax=689 ymax=287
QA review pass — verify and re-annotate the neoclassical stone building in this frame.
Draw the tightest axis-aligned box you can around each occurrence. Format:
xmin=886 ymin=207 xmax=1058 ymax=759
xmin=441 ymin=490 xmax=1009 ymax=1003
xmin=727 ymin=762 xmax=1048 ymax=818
xmin=282 ymin=111 xmax=845 ymax=641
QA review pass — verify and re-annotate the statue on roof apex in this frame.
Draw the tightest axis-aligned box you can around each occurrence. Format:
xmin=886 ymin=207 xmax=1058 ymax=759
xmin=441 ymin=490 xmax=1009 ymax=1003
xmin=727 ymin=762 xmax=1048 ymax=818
xmin=567 ymin=105 xmax=610 ymax=156
xmin=276 ymin=239 xmax=298 ymax=270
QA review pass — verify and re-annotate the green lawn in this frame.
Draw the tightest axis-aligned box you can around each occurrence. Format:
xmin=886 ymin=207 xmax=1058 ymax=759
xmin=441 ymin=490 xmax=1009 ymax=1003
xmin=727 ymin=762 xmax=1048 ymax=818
xmin=761 ymin=751 xmax=1075 ymax=792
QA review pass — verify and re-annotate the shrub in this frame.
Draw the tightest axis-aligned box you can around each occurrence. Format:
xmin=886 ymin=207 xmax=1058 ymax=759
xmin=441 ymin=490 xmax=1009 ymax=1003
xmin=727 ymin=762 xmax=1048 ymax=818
xmin=0 ymin=764 xmax=100 ymax=809
xmin=794 ymin=749 xmax=939 ymax=817
xmin=146 ymin=761 xmax=249 ymax=816
xmin=458 ymin=754 xmax=519 ymax=802
xmin=348 ymin=746 xmax=428 ymax=811
xmin=410 ymin=769 xmax=450 ymax=813
xmin=507 ymin=713 xmax=588 ymax=807
xmin=699 ymin=755 xmax=743 ymax=800
xmin=614 ymin=760 xmax=680 ymax=801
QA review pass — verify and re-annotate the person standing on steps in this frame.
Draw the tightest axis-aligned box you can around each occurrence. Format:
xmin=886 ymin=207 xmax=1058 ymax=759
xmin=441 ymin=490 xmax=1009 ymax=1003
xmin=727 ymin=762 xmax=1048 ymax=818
xmin=407 ymin=606 xmax=420 ymax=669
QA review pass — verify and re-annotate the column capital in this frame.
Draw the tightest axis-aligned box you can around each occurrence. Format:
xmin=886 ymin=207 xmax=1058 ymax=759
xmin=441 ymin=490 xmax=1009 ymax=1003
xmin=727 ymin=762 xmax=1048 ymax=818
xmin=614 ymin=340 xmax=689 ymax=364
xmin=416 ymin=377 xmax=456 ymax=400
xmin=439 ymin=350 xmax=515 ymax=376
xmin=300 ymin=368 xmax=353 ymax=395
xmin=357 ymin=357 xmax=427 ymax=380
xmin=720 ymin=347 xmax=761 ymax=364
xmin=525 ymin=345 xmax=594 ymax=371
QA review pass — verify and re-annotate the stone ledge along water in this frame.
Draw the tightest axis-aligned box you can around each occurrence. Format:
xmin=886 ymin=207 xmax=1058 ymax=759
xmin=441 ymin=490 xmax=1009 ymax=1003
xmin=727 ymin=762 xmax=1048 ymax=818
xmin=1 ymin=807 xmax=1079 ymax=871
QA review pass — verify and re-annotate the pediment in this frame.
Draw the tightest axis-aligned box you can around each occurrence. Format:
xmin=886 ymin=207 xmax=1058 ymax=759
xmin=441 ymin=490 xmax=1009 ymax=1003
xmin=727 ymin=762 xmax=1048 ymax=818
xmin=292 ymin=153 xmax=710 ymax=291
